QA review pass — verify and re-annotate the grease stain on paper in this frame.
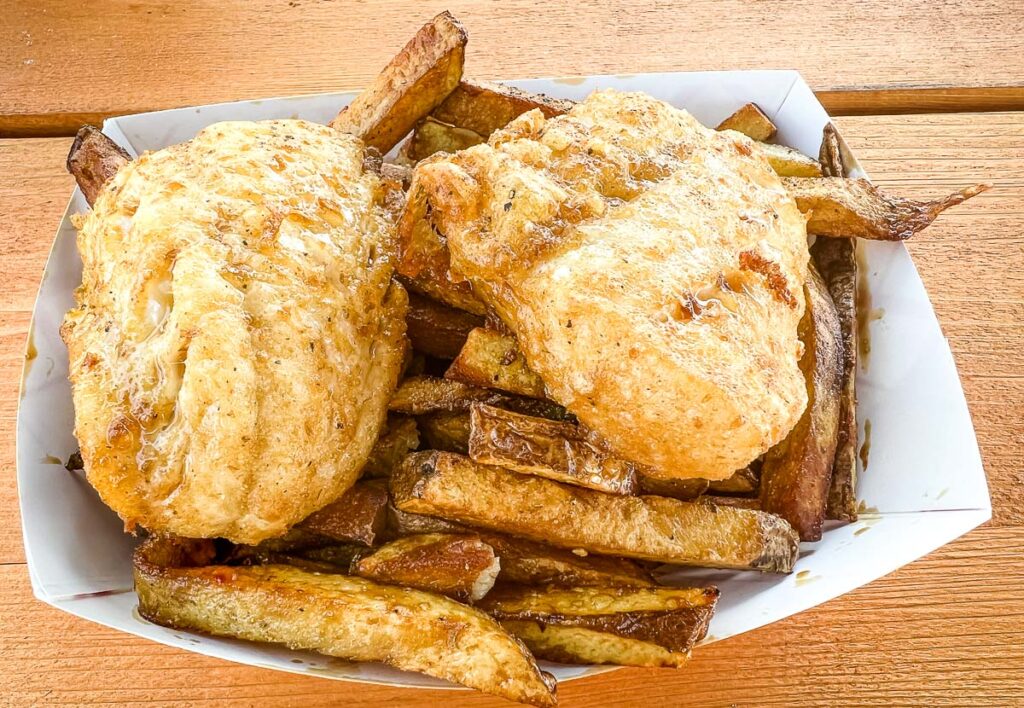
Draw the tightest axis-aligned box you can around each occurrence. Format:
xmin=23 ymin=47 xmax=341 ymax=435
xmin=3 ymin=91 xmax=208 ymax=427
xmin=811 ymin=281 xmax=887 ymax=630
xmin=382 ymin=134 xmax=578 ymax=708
xmin=553 ymin=76 xmax=587 ymax=86
xmin=859 ymin=418 xmax=872 ymax=472
xmin=795 ymin=570 xmax=821 ymax=587
xmin=856 ymin=246 xmax=873 ymax=371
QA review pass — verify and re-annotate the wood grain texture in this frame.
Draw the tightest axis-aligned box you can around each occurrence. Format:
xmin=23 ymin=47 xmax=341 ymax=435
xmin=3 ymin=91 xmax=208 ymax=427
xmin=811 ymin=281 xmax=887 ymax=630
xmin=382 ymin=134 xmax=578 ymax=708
xmin=3 ymin=0 xmax=1024 ymax=136
xmin=1 ymin=112 xmax=1022 ymax=705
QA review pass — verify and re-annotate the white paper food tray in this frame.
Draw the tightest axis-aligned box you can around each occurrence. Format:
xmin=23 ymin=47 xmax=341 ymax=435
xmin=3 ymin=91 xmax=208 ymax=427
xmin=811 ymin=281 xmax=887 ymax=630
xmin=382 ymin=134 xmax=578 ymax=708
xmin=17 ymin=71 xmax=991 ymax=689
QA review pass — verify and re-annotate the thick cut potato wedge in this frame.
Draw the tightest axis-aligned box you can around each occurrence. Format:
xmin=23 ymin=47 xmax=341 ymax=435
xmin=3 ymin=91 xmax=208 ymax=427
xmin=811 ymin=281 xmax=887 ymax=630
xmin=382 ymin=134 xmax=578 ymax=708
xmin=756 ymin=142 xmax=823 ymax=177
xmin=697 ymin=495 xmax=762 ymax=510
xmin=405 ymin=291 xmax=484 ymax=359
xmin=353 ymin=533 xmax=500 ymax=602
xmin=402 ymin=117 xmax=485 ymax=163
xmin=361 ymin=416 xmax=420 ymax=478
xmin=706 ymin=466 xmax=760 ymax=495
xmin=760 ymin=264 xmax=843 ymax=541
xmin=785 ymin=177 xmax=989 ymax=241
xmin=715 ymin=102 xmax=777 ymax=141
xmin=813 ymin=124 xmax=860 ymax=522
xmin=392 ymin=452 xmax=799 ymax=572
xmin=446 ymin=328 xmax=547 ymax=398
xmin=134 ymin=537 xmax=556 ymax=706
xmin=432 ymin=80 xmax=574 ymax=137
xmin=390 ymin=375 xmax=569 ymax=420
xmin=387 ymin=509 xmax=654 ymax=587
xmin=636 ymin=474 xmax=708 ymax=500
xmin=479 ymin=584 xmax=717 ymax=667
xmin=66 ymin=125 xmax=131 ymax=206
xmin=329 ymin=12 xmax=467 ymax=154
xmin=418 ymin=410 xmax=471 ymax=453
xmin=468 ymin=404 xmax=638 ymax=495
xmin=299 ymin=480 xmax=389 ymax=546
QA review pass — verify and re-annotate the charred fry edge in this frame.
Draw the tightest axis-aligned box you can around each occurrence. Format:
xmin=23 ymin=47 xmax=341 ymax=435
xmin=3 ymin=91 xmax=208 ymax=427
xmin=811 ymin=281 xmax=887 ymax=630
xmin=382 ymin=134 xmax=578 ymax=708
xmin=786 ymin=177 xmax=990 ymax=241
xmin=134 ymin=537 xmax=556 ymax=706
xmin=329 ymin=11 xmax=468 ymax=153
xmin=390 ymin=375 xmax=570 ymax=420
xmin=405 ymin=291 xmax=485 ymax=359
xmin=392 ymin=451 xmax=799 ymax=572
xmin=361 ymin=416 xmax=420 ymax=478
xmin=66 ymin=125 xmax=131 ymax=207
xmin=432 ymin=79 xmax=575 ymax=137
xmin=298 ymin=480 xmax=389 ymax=546
xmin=468 ymin=403 xmax=638 ymax=495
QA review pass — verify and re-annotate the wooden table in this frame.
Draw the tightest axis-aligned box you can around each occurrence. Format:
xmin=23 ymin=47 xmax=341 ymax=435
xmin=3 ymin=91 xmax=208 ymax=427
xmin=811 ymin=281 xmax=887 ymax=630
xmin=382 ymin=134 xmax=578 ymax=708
xmin=3 ymin=2 xmax=1022 ymax=705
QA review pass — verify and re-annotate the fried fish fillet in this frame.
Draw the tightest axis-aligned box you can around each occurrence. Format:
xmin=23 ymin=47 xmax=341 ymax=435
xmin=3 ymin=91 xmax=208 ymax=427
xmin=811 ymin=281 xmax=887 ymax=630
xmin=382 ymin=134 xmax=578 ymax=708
xmin=401 ymin=90 xmax=809 ymax=479
xmin=62 ymin=120 xmax=407 ymax=543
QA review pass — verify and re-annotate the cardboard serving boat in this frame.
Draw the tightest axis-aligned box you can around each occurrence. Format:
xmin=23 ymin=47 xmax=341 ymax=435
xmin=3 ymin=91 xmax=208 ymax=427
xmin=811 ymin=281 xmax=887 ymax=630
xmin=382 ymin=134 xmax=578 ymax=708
xmin=17 ymin=71 xmax=991 ymax=689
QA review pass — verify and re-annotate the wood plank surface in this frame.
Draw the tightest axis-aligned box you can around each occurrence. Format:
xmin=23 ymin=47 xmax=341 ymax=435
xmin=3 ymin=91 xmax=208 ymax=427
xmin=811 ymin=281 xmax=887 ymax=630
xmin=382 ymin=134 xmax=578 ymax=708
xmin=4 ymin=0 xmax=1024 ymax=136
xmin=1 ymin=110 xmax=1021 ymax=705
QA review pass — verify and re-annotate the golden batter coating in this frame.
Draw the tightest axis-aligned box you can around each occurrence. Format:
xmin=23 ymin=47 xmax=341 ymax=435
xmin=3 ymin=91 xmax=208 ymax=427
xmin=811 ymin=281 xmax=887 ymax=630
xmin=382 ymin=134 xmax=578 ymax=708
xmin=403 ymin=90 xmax=809 ymax=479
xmin=62 ymin=120 xmax=407 ymax=543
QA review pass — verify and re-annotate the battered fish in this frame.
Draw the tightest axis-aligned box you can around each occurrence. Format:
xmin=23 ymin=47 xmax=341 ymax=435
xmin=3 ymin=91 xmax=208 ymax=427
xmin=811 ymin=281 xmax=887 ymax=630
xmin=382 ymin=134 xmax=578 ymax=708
xmin=62 ymin=120 xmax=407 ymax=542
xmin=400 ymin=90 xmax=809 ymax=480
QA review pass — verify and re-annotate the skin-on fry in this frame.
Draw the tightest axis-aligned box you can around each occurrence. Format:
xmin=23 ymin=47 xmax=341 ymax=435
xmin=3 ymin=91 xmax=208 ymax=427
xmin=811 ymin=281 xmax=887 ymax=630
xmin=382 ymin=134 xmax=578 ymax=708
xmin=636 ymin=474 xmax=708 ymax=500
xmin=134 ymin=537 xmax=556 ymax=707
xmin=402 ymin=117 xmax=485 ymax=163
xmin=405 ymin=291 xmax=484 ymax=359
xmin=785 ymin=177 xmax=990 ymax=241
xmin=756 ymin=142 xmax=823 ymax=177
xmin=468 ymin=403 xmax=638 ymax=495
xmin=417 ymin=410 xmax=471 ymax=453
xmin=697 ymin=495 xmax=762 ymax=510
xmin=299 ymin=480 xmax=389 ymax=546
xmin=479 ymin=584 xmax=718 ymax=667
xmin=361 ymin=416 xmax=420 ymax=478
xmin=813 ymin=124 xmax=860 ymax=522
xmin=706 ymin=466 xmax=760 ymax=495
xmin=353 ymin=533 xmax=500 ymax=602
xmin=386 ymin=508 xmax=655 ymax=588
xmin=432 ymin=80 xmax=575 ymax=137
xmin=329 ymin=12 xmax=468 ymax=154
xmin=392 ymin=451 xmax=800 ymax=572
xmin=760 ymin=264 xmax=843 ymax=541
xmin=446 ymin=328 xmax=547 ymax=398
xmin=66 ymin=125 xmax=131 ymax=206
xmin=390 ymin=375 xmax=570 ymax=420
xmin=715 ymin=102 xmax=777 ymax=141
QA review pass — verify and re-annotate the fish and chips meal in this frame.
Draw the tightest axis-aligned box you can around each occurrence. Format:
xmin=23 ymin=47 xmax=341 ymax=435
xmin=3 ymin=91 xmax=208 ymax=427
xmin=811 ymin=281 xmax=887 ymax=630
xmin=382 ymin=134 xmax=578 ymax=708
xmin=61 ymin=11 xmax=987 ymax=705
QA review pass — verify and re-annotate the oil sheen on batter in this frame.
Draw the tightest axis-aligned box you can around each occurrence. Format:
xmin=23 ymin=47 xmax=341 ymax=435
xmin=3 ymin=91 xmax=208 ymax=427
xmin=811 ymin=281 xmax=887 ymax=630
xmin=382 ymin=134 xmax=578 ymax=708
xmin=62 ymin=120 xmax=407 ymax=543
xmin=406 ymin=91 xmax=809 ymax=479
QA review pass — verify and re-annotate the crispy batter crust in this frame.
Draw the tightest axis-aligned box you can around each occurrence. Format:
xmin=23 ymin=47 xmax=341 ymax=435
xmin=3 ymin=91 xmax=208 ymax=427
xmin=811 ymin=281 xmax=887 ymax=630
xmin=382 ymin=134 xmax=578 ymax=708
xmin=62 ymin=120 xmax=406 ymax=542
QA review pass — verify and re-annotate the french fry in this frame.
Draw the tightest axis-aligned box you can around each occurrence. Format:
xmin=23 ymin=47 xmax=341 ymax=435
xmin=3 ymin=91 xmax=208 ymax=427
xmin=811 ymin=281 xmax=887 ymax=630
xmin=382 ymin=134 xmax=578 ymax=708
xmin=418 ymin=410 xmax=471 ymax=453
xmin=785 ymin=177 xmax=989 ymax=241
xmin=479 ymin=584 xmax=718 ymax=667
xmin=636 ymin=474 xmax=708 ymax=500
xmin=716 ymin=102 xmax=777 ymax=141
xmin=297 ymin=544 xmax=365 ymax=569
xmin=706 ymin=466 xmax=760 ymax=495
xmin=446 ymin=328 xmax=547 ymax=398
xmin=432 ymin=79 xmax=574 ymax=137
xmin=697 ymin=495 xmax=762 ymax=510
xmin=135 ymin=537 xmax=556 ymax=707
xmin=402 ymin=117 xmax=485 ymax=163
xmin=386 ymin=508 xmax=655 ymax=588
xmin=329 ymin=12 xmax=468 ymax=154
xmin=66 ymin=125 xmax=131 ymax=206
xmin=353 ymin=533 xmax=500 ymax=602
xmin=760 ymin=264 xmax=843 ymax=541
xmin=390 ymin=375 xmax=570 ymax=420
xmin=756 ymin=142 xmax=823 ymax=177
xmin=299 ymin=480 xmax=389 ymax=546
xmin=813 ymin=124 xmax=860 ymax=522
xmin=361 ymin=416 xmax=420 ymax=478
xmin=468 ymin=404 xmax=638 ymax=495
xmin=392 ymin=451 xmax=800 ymax=572
xmin=405 ymin=291 xmax=484 ymax=359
